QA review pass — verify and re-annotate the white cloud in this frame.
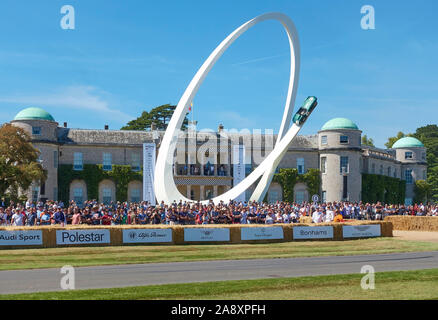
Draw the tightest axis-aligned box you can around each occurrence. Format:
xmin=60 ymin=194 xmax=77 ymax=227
xmin=0 ymin=86 xmax=134 ymax=123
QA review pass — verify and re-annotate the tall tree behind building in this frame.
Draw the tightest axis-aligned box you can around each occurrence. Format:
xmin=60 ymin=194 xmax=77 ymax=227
xmin=413 ymin=125 xmax=438 ymax=202
xmin=121 ymin=104 xmax=189 ymax=131
xmin=385 ymin=132 xmax=407 ymax=148
xmin=361 ymin=134 xmax=375 ymax=147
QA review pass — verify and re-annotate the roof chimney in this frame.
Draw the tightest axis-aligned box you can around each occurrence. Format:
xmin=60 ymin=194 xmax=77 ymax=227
xmin=218 ymin=124 xmax=224 ymax=132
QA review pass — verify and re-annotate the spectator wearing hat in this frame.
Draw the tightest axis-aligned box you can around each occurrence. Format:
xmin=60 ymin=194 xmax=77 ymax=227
xmin=26 ymin=207 xmax=38 ymax=226
xmin=102 ymin=210 xmax=112 ymax=225
xmin=39 ymin=209 xmax=51 ymax=225
xmin=91 ymin=206 xmax=102 ymax=225
xmin=53 ymin=207 xmax=65 ymax=226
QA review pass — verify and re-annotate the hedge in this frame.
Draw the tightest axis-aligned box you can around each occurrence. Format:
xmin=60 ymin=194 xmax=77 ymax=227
xmin=273 ymin=168 xmax=321 ymax=202
xmin=361 ymin=173 xmax=406 ymax=204
xmin=58 ymin=164 xmax=142 ymax=203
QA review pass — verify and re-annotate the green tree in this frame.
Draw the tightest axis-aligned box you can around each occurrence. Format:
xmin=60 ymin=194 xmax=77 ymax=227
xmin=361 ymin=134 xmax=375 ymax=147
xmin=414 ymin=180 xmax=432 ymax=203
xmin=0 ymin=124 xmax=47 ymax=199
xmin=427 ymin=166 xmax=438 ymax=202
xmin=121 ymin=104 xmax=189 ymax=131
xmin=413 ymin=125 xmax=438 ymax=159
xmin=413 ymin=125 xmax=438 ymax=202
xmin=385 ymin=132 xmax=406 ymax=148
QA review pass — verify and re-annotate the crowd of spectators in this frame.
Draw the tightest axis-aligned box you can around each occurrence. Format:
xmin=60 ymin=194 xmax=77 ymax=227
xmin=0 ymin=198 xmax=437 ymax=227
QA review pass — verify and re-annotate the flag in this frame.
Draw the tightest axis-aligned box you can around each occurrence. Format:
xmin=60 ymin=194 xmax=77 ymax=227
xmin=189 ymin=102 xmax=193 ymax=112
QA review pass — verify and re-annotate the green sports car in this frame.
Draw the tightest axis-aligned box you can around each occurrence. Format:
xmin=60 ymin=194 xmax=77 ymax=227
xmin=292 ymin=96 xmax=318 ymax=126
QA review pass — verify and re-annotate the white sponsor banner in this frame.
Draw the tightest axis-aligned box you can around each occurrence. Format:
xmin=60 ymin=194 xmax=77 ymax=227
xmin=56 ymin=229 xmax=110 ymax=245
xmin=232 ymin=144 xmax=246 ymax=203
xmin=184 ymin=228 xmax=230 ymax=242
xmin=343 ymin=225 xmax=381 ymax=238
xmin=123 ymin=228 xmax=172 ymax=243
xmin=241 ymin=227 xmax=284 ymax=241
xmin=0 ymin=230 xmax=43 ymax=246
xmin=293 ymin=226 xmax=334 ymax=239
xmin=143 ymin=143 xmax=156 ymax=206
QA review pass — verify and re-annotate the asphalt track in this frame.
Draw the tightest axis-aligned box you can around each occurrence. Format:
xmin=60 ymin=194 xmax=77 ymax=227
xmin=1 ymin=251 xmax=438 ymax=294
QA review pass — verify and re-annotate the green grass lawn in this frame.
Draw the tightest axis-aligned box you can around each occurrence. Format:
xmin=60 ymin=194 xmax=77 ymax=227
xmin=2 ymin=268 xmax=438 ymax=300
xmin=1 ymin=237 xmax=438 ymax=271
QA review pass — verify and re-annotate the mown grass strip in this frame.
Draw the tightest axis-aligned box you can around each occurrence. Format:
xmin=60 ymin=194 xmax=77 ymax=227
xmin=1 ymin=237 xmax=438 ymax=271
xmin=2 ymin=268 xmax=438 ymax=300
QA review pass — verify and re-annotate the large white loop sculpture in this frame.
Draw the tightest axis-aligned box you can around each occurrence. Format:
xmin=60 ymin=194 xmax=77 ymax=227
xmin=154 ymin=12 xmax=308 ymax=204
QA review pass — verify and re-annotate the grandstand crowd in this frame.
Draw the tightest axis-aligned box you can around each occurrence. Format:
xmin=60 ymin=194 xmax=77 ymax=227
xmin=0 ymin=198 xmax=437 ymax=227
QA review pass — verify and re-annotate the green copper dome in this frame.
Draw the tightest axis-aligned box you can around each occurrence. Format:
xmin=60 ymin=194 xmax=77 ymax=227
xmin=392 ymin=137 xmax=424 ymax=148
xmin=321 ymin=118 xmax=359 ymax=131
xmin=14 ymin=107 xmax=55 ymax=122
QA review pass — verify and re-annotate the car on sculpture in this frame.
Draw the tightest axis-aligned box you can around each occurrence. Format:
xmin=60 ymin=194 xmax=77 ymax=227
xmin=292 ymin=96 xmax=318 ymax=126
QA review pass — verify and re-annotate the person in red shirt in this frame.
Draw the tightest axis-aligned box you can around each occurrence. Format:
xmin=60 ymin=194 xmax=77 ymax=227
xmin=101 ymin=209 xmax=112 ymax=225
xmin=195 ymin=211 xmax=202 ymax=225
xmin=127 ymin=209 xmax=137 ymax=225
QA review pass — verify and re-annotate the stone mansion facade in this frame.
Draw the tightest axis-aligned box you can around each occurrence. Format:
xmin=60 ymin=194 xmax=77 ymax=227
xmin=9 ymin=107 xmax=428 ymax=205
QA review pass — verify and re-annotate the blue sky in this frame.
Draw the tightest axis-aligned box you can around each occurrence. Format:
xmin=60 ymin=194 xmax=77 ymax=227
xmin=0 ymin=0 xmax=437 ymax=148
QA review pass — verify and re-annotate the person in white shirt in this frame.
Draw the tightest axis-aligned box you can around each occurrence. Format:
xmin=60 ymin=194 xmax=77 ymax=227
xmin=275 ymin=212 xmax=284 ymax=224
xmin=265 ymin=212 xmax=275 ymax=224
xmin=282 ymin=212 xmax=291 ymax=224
xmin=299 ymin=206 xmax=306 ymax=217
xmin=312 ymin=207 xmax=324 ymax=224
xmin=325 ymin=207 xmax=335 ymax=222
xmin=240 ymin=209 xmax=248 ymax=224
xmin=290 ymin=211 xmax=298 ymax=223
xmin=11 ymin=211 xmax=24 ymax=226
xmin=345 ymin=204 xmax=352 ymax=218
